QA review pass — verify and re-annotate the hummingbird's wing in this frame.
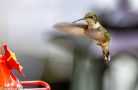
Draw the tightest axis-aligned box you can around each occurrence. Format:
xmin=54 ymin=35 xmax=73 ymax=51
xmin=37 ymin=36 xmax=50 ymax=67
xmin=53 ymin=22 xmax=88 ymax=37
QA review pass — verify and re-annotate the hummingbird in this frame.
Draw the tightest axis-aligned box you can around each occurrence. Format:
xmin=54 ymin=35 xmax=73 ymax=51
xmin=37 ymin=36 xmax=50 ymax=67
xmin=53 ymin=12 xmax=110 ymax=62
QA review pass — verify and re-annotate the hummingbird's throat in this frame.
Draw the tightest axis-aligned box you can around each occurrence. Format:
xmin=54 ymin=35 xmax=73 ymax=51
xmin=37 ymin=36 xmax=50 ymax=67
xmin=87 ymin=21 xmax=99 ymax=29
xmin=92 ymin=22 xmax=100 ymax=29
xmin=86 ymin=19 xmax=97 ymax=28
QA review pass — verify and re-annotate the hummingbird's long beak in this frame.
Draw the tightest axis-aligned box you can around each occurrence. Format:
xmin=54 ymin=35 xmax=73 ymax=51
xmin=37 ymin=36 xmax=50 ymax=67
xmin=72 ymin=18 xmax=84 ymax=23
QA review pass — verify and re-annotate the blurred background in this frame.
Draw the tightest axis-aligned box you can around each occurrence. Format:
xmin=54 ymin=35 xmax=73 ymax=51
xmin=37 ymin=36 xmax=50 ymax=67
xmin=0 ymin=0 xmax=138 ymax=90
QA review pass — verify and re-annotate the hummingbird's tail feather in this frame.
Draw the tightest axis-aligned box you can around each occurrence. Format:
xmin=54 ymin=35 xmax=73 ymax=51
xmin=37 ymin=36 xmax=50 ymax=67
xmin=102 ymin=50 xmax=110 ymax=61
xmin=100 ymin=42 xmax=110 ymax=63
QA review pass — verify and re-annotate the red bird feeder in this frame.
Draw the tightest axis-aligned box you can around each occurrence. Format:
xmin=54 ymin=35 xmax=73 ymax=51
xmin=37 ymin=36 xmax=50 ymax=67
xmin=0 ymin=44 xmax=50 ymax=90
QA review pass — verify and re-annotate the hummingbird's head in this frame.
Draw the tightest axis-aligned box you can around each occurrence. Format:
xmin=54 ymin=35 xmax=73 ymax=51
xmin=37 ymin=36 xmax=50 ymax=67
xmin=84 ymin=12 xmax=98 ymax=25
xmin=84 ymin=12 xmax=97 ymax=21
xmin=72 ymin=12 xmax=98 ymax=25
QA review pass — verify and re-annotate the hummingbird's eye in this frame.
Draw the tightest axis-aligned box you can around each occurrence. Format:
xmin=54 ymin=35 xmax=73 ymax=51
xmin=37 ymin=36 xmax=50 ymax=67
xmin=90 ymin=16 xmax=93 ymax=18
xmin=88 ymin=16 xmax=93 ymax=19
